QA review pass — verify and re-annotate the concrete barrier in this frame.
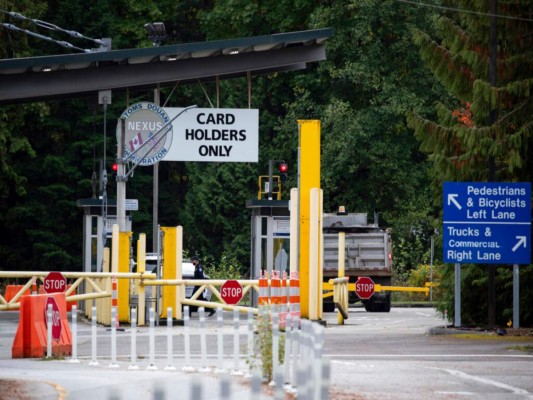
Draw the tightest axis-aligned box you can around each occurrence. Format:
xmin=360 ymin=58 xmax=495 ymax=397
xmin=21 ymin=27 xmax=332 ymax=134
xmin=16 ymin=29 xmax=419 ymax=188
xmin=12 ymin=292 xmax=72 ymax=358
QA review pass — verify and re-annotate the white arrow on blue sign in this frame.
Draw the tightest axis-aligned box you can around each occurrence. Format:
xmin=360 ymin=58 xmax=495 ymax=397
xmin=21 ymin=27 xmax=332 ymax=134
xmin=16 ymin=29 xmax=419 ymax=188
xmin=443 ymin=182 xmax=531 ymax=264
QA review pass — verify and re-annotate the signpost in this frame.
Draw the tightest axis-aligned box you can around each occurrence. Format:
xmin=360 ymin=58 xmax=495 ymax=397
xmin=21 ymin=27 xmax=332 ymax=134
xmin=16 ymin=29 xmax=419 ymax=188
xmin=443 ymin=182 xmax=531 ymax=328
xmin=43 ymin=272 xmax=67 ymax=294
xmin=45 ymin=297 xmax=62 ymax=341
xmin=220 ymin=280 xmax=243 ymax=305
xmin=355 ymin=276 xmax=375 ymax=300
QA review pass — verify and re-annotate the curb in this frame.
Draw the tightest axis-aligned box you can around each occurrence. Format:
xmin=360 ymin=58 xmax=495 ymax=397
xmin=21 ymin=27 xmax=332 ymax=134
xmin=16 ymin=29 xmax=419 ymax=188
xmin=426 ymin=326 xmax=470 ymax=336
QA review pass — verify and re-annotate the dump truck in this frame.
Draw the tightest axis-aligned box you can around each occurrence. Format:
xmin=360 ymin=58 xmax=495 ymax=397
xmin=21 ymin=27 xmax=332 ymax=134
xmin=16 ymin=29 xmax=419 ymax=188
xmin=323 ymin=209 xmax=393 ymax=312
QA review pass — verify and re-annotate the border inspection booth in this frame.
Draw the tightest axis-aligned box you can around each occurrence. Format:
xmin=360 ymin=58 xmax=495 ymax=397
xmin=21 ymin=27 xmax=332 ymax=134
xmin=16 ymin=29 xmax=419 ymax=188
xmin=77 ymin=198 xmax=134 ymax=275
xmin=246 ymin=199 xmax=291 ymax=306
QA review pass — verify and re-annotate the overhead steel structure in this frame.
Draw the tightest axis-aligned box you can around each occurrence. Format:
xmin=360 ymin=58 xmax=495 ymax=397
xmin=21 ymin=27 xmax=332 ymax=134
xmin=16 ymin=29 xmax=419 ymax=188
xmin=0 ymin=28 xmax=332 ymax=104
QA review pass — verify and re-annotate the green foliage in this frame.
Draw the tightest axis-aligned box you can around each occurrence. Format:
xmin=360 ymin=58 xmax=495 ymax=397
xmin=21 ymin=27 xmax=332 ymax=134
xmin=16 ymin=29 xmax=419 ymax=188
xmin=203 ymin=251 xmax=243 ymax=280
xmin=248 ymin=308 xmax=285 ymax=382
xmin=409 ymin=0 xmax=533 ymax=326
xmin=434 ymin=264 xmax=533 ymax=326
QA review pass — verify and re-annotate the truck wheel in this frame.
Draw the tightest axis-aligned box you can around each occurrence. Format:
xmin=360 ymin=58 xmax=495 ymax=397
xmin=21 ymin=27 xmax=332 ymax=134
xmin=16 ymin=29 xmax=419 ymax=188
xmin=364 ymin=299 xmax=374 ymax=312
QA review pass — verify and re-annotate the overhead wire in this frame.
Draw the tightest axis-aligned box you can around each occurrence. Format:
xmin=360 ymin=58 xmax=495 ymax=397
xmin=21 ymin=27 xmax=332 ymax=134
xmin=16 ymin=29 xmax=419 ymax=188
xmin=395 ymin=0 xmax=533 ymax=23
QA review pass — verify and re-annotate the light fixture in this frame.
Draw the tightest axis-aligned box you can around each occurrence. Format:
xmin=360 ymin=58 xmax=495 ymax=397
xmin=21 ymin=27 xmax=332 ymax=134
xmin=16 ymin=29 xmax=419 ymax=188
xmin=42 ymin=66 xmax=52 ymax=72
xmin=144 ymin=22 xmax=166 ymax=46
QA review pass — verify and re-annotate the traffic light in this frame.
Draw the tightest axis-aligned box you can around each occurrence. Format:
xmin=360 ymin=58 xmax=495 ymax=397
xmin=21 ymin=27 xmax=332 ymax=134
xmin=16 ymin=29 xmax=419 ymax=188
xmin=279 ymin=162 xmax=288 ymax=182
xmin=111 ymin=163 xmax=118 ymax=181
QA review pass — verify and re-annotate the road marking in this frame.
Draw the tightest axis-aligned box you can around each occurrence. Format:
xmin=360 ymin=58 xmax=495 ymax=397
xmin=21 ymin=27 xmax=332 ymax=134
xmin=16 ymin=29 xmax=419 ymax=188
xmin=326 ymin=354 xmax=533 ymax=359
xmin=434 ymin=368 xmax=531 ymax=397
xmin=416 ymin=311 xmax=432 ymax=316
xmin=435 ymin=391 xmax=475 ymax=396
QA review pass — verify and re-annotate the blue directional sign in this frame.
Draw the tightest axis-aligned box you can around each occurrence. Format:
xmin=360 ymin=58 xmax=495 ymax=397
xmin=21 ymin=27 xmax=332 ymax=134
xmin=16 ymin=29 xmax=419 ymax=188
xmin=443 ymin=182 xmax=531 ymax=264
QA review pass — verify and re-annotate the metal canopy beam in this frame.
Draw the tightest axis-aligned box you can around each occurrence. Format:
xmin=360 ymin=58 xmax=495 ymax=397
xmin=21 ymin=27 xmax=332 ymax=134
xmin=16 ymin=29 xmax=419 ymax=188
xmin=0 ymin=46 xmax=323 ymax=104
xmin=0 ymin=28 xmax=332 ymax=105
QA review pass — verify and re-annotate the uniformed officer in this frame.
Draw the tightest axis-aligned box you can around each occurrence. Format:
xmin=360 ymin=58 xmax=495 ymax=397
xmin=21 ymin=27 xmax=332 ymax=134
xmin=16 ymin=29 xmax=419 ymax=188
xmin=191 ymin=255 xmax=215 ymax=316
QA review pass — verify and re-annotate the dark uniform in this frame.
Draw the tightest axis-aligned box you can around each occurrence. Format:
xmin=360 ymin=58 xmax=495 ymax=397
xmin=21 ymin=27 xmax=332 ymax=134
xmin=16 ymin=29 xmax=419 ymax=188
xmin=191 ymin=256 xmax=214 ymax=316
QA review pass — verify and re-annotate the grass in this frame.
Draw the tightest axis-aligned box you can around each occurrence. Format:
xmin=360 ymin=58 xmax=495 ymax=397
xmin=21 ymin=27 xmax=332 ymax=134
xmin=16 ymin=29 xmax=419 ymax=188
xmin=506 ymin=345 xmax=533 ymax=353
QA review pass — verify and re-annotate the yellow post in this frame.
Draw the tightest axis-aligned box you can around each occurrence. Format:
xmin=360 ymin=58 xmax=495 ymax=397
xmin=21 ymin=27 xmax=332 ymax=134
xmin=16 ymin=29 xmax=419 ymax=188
xmin=338 ymin=232 xmax=345 ymax=325
xmin=118 ymin=230 xmax=132 ymax=322
xmin=137 ymin=234 xmax=146 ymax=326
xmin=297 ymin=120 xmax=321 ymax=319
xmin=175 ymin=226 xmax=184 ymax=320
xmin=161 ymin=227 xmax=177 ymax=318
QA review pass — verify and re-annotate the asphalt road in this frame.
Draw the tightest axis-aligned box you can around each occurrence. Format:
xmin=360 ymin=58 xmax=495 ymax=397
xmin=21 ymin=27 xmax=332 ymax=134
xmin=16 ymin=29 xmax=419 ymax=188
xmin=323 ymin=307 xmax=533 ymax=399
xmin=0 ymin=307 xmax=532 ymax=399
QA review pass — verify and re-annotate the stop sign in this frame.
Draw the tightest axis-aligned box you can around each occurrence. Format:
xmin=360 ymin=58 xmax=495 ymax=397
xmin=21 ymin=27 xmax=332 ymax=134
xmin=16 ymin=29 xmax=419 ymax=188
xmin=43 ymin=271 xmax=66 ymax=294
xmin=44 ymin=297 xmax=62 ymax=340
xmin=355 ymin=276 xmax=375 ymax=300
xmin=220 ymin=280 xmax=243 ymax=305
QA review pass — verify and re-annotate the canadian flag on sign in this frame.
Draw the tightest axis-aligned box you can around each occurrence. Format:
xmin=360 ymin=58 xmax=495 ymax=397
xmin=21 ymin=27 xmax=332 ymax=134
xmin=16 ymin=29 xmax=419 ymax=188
xmin=129 ymin=132 xmax=143 ymax=152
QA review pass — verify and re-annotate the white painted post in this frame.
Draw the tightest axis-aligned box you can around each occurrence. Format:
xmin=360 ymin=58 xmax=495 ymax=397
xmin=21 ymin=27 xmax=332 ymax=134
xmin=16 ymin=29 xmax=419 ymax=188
xmin=182 ymin=306 xmax=195 ymax=372
xmin=270 ymin=312 xmax=280 ymax=386
xmin=251 ymin=373 xmax=262 ymax=400
xmin=165 ymin=306 xmax=175 ymax=370
xmin=199 ymin=307 xmax=211 ymax=372
xmin=220 ymin=376 xmax=231 ymax=400
xmin=46 ymin=304 xmax=53 ymax=358
xmin=89 ymin=306 xmax=99 ymax=366
xmin=128 ymin=308 xmax=139 ymax=370
xmin=231 ymin=308 xmax=243 ymax=375
xmin=191 ymin=376 xmax=202 ymax=400
xmin=320 ymin=358 xmax=331 ymax=400
xmin=108 ymin=307 xmax=119 ymax=368
xmin=283 ymin=314 xmax=293 ymax=388
xmin=274 ymin=370 xmax=284 ymax=400
xmin=313 ymin=324 xmax=323 ymax=400
xmin=245 ymin=308 xmax=254 ymax=378
xmin=215 ymin=306 xmax=226 ymax=374
xmin=289 ymin=316 xmax=300 ymax=395
xmin=147 ymin=307 xmax=157 ymax=370
xmin=69 ymin=305 xmax=79 ymax=363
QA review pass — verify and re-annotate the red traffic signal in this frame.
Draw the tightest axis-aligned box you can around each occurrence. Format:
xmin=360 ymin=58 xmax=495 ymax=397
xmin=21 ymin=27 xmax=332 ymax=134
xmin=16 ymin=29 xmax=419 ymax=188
xmin=278 ymin=163 xmax=288 ymax=181
xmin=112 ymin=163 xmax=118 ymax=172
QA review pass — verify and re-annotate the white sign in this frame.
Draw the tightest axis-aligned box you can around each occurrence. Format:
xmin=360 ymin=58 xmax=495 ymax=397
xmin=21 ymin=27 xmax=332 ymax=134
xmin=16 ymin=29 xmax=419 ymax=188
xmin=125 ymin=199 xmax=139 ymax=211
xmin=162 ymin=108 xmax=258 ymax=162
xmin=273 ymin=216 xmax=290 ymax=237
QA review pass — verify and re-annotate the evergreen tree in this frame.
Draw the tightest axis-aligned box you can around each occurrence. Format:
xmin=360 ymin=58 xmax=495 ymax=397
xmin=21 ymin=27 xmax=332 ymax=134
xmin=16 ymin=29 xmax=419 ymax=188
xmin=407 ymin=1 xmax=533 ymax=325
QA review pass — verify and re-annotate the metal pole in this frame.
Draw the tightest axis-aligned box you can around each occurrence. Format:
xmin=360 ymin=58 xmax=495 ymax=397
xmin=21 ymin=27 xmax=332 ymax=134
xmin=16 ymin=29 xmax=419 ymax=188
xmin=153 ymin=85 xmax=160 ymax=252
xmin=513 ymin=264 xmax=519 ymax=328
xmin=117 ymin=118 xmax=126 ymax=231
xmin=430 ymin=235 xmax=434 ymax=303
xmin=454 ymin=263 xmax=461 ymax=327
xmin=268 ymin=159 xmax=273 ymax=200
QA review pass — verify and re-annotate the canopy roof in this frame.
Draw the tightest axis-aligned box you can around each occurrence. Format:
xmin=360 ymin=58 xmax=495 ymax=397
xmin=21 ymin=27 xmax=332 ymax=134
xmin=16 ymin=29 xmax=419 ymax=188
xmin=0 ymin=28 xmax=332 ymax=104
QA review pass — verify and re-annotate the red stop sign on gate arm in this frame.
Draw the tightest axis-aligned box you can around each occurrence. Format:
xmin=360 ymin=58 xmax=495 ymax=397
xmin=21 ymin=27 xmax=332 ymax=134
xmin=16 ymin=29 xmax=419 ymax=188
xmin=355 ymin=276 xmax=375 ymax=300
xmin=220 ymin=280 xmax=243 ymax=305
xmin=43 ymin=271 xmax=66 ymax=294
xmin=44 ymin=297 xmax=62 ymax=340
